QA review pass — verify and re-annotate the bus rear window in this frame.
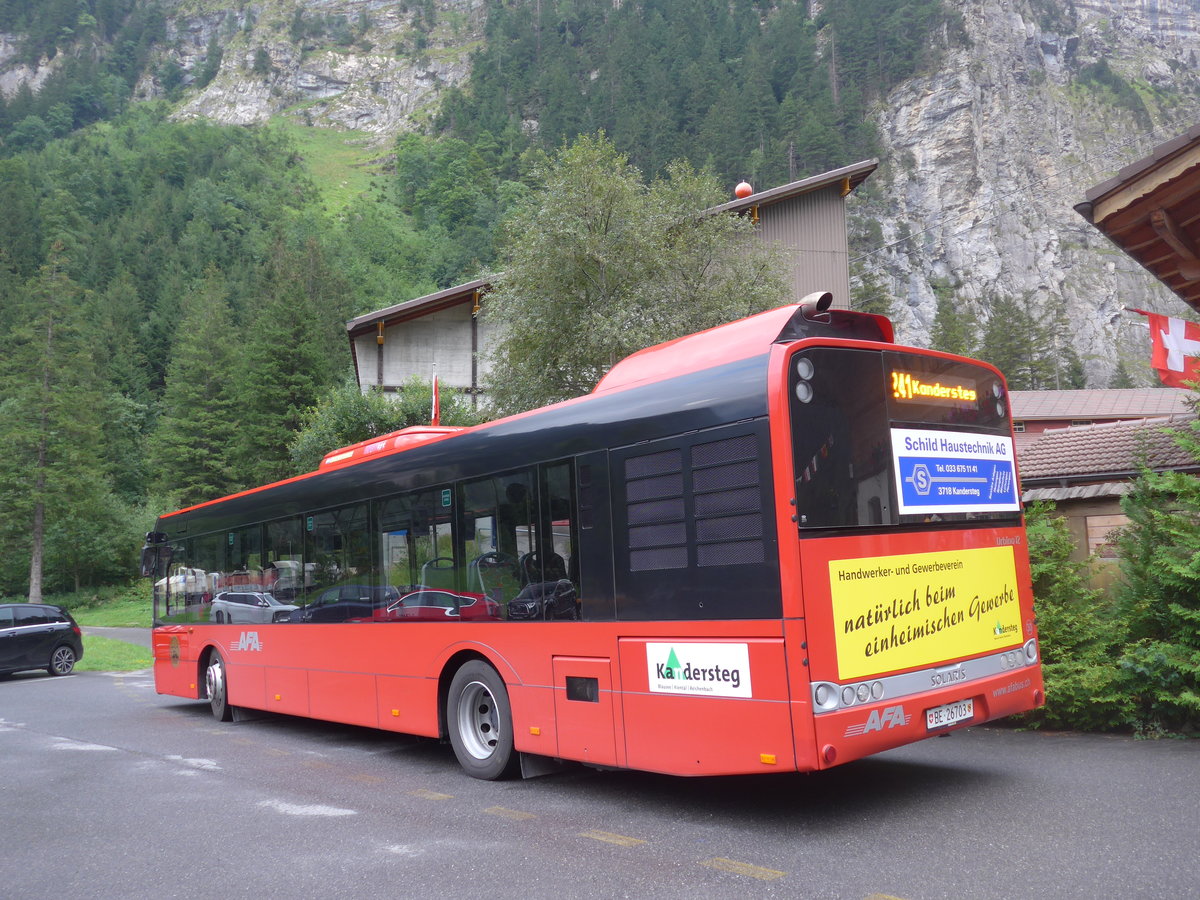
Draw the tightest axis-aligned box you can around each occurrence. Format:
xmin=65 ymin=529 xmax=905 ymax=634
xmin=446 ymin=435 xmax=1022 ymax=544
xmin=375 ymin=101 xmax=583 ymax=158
xmin=789 ymin=348 xmax=1018 ymax=530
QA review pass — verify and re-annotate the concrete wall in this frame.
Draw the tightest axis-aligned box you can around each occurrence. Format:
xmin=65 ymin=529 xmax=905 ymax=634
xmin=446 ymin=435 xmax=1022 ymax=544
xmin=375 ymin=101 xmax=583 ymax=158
xmin=353 ymin=302 xmax=497 ymax=394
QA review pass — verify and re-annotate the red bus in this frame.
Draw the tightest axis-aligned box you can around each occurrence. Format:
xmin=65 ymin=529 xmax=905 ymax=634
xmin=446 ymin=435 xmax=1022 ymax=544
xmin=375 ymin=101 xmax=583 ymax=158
xmin=142 ymin=296 xmax=1044 ymax=779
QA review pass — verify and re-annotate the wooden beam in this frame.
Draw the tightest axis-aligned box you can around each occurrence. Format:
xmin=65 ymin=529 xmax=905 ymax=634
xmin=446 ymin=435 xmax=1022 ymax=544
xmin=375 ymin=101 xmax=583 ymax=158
xmin=1150 ymin=207 xmax=1200 ymax=280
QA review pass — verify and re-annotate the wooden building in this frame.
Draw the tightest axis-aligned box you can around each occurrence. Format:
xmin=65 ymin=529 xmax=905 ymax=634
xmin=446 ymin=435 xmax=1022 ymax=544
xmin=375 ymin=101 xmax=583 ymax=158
xmin=346 ymin=159 xmax=878 ymax=399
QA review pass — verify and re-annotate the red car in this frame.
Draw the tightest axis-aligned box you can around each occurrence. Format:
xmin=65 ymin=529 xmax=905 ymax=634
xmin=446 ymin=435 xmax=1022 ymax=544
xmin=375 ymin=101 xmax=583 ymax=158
xmin=373 ymin=589 xmax=501 ymax=622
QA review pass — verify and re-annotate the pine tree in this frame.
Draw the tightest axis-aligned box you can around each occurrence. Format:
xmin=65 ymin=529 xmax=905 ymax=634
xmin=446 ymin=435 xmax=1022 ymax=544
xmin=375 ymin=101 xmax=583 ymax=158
xmin=234 ymin=237 xmax=348 ymax=486
xmin=0 ymin=243 xmax=109 ymax=599
xmin=979 ymin=294 xmax=1056 ymax=389
xmin=1108 ymin=358 xmax=1136 ymax=389
xmin=850 ymin=266 xmax=893 ymax=317
xmin=146 ymin=269 xmax=242 ymax=510
xmin=928 ymin=280 xmax=976 ymax=356
xmin=0 ymin=157 xmax=43 ymax=278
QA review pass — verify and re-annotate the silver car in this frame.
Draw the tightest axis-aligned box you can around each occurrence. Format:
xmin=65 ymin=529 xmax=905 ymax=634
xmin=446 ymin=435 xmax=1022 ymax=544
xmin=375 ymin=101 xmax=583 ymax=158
xmin=210 ymin=591 xmax=298 ymax=624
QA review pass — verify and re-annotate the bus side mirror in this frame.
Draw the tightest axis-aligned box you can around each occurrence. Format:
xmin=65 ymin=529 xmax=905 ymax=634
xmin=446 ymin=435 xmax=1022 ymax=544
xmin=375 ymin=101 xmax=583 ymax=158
xmin=140 ymin=543 xmax=173 ymax=579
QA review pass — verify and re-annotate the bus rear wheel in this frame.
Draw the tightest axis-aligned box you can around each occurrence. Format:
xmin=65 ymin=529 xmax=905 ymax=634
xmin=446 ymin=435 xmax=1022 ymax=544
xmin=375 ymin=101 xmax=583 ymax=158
xmin=205 ymin=650 xmax=234 ymax=722
xmin=447 ymin=661 xmax=518 ymax=780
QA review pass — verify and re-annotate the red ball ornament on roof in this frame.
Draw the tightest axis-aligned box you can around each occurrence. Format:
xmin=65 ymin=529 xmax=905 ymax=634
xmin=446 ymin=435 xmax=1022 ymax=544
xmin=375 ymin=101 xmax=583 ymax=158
xmin=734 ymin=181 xmax=753 ymax=199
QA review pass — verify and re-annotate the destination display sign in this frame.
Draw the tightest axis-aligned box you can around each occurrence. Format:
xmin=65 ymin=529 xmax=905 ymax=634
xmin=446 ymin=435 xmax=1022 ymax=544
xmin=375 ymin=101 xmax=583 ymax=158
xmin=891 ymin=427 xmax=1019 ymax=515
xmin=890 ymin=369 xmax=978 ymax=405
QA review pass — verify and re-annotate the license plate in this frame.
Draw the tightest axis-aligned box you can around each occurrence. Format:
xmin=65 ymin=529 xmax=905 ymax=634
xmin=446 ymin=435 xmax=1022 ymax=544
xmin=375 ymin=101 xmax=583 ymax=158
xmin=926 ymin=698 xmax=973 ymax=730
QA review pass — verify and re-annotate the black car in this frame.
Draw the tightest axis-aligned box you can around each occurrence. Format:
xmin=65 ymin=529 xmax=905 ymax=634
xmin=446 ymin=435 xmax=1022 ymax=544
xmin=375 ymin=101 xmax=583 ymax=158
xmin=507 ymin=579 xmax=579 ymax=621
xmin=0 ymin=603 xmax=84 ymax=677
xmin=288 ymin=584 xmax=402 ymax=623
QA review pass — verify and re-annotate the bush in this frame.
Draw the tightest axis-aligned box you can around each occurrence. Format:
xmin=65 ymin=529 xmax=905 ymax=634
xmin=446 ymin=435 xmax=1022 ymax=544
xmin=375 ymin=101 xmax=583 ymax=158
xmin=1020 ymin=502 xmax=1130 ymax=730
xmin=1111 ymin=415 xmax=1200 ymax=735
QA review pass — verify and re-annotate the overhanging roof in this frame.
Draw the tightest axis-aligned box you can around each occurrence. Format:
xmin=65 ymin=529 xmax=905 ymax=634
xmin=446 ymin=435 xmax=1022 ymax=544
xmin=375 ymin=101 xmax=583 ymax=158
xmin=345 ymin=278 xmax=489 ymax=339
xmin=706 ymin=158 xmax=878 ymax=216
xmin=1075 ymin=125 xmax=1200 ymax=314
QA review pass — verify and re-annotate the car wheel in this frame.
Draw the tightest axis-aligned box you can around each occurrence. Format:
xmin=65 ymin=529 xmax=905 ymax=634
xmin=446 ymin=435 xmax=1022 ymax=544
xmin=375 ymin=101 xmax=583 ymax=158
xmin=205 ymin=650 xmax=234 ymax=722
xmin=447 ymin=660 xmax=518 ymax=780
xmin=214 ymin=610 xmax=225 ymax=623
xmin=47 ymin=645 xmax=76 ymax=676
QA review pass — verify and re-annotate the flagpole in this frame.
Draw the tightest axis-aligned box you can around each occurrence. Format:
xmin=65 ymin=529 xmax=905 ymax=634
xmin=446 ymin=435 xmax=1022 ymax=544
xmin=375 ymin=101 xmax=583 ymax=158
xmin=431 ymin=368 xmax=440 ymax=426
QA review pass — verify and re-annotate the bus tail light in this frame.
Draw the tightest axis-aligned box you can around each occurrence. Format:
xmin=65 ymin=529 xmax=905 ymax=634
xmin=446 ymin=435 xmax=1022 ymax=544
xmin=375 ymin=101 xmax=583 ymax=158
xmin=992 ymin=380 xmax=1007 ymax=418
xmin=1023 ymin=638 xmax=1038 ymax=664
xmin=814 ymin=680 xmax=886 ymax=711
xmin=813 ymin=682 xmax=839 ymax=710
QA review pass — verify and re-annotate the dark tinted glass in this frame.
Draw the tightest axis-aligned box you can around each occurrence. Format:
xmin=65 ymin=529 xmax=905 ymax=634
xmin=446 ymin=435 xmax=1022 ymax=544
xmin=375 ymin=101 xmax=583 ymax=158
xmin=790 ymin=348 xmax=1017 ymax=530
xmin=15 ymin=607 xmax=54 ymax=626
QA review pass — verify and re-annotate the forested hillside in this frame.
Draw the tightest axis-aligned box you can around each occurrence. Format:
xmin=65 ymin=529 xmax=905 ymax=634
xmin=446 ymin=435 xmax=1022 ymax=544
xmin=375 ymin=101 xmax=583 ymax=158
xmin=1 ymin=0 xmax=1198 ymax=596
xmin=0 ymin=0 xmax=966 ymax=594
xmin=0 ymin=105 xmax=449 ymax=593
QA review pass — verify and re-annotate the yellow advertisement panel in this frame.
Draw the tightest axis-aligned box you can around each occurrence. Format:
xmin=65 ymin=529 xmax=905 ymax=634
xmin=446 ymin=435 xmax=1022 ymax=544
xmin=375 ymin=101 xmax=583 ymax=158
xmin=829 ymin=546 xmax=1021 ymax=681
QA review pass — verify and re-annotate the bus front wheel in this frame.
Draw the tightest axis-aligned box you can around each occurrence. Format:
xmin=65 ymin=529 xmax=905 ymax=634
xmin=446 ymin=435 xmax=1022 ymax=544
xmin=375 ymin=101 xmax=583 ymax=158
xmin=205 ymin=650 xmax=234 ymax=722
xmin=447 ymin=661 xmax=518 ymax=780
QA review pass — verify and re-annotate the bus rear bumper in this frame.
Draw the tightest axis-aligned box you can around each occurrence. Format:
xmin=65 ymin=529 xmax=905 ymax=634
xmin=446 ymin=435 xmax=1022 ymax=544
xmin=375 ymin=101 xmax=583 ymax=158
xmin=807 ymin=666 xmax=1045 ymax=769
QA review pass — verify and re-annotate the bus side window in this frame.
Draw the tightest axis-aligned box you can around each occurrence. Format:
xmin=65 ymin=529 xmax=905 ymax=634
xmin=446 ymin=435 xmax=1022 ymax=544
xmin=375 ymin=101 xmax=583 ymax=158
xmin=264 ymin=517 xmax=305 ymax=604
xmin=459 ymin=470 xmax=536 ymax=619
xmin=539 ymin=461 xmax=580 ymax=620
xmin=300 ymin=502 xmax=372 ymax=621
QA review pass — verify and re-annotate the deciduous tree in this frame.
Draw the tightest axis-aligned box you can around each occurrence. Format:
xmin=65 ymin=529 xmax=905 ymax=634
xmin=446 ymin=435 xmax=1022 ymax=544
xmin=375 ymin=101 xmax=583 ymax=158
xmin=482 ymin=134 xmax=788 ymax=414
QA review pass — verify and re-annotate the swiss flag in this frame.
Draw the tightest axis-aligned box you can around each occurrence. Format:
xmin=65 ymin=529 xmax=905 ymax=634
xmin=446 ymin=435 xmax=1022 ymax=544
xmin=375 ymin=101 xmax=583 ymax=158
xmin=1131 ymin=309 xmax=1200 ymax=388
xmin=431 ymin=374 xmax=441 ymax=426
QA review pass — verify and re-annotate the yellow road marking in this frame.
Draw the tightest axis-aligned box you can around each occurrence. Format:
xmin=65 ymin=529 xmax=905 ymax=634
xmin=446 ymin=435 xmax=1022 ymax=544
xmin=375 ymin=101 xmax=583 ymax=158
xmin=864 ymin=895 xmax=908 ymax=900
xmin=701 ymin=857 xmax=786 ymax=881
xmin=579 ymin=829 xmax=646 ymax=847
xmin=484 ymin=806 xmax=536 ymax=821
xmin=409 ymin=789 xmax=453 ymax=800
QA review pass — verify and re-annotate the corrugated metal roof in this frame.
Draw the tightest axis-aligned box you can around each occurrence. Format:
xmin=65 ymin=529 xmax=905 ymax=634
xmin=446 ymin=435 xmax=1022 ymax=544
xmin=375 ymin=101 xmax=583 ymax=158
xmin=1018 ymin=414 xmax=1197 ymax=482
xmin=1010 ymin=388 xmax=1193 ymax=420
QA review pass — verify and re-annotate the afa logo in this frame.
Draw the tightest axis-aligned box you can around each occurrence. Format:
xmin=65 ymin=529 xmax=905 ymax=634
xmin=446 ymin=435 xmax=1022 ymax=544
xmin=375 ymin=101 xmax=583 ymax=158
xmin=233 ymin=631 xmax=263 ymax=652
xmin=843 ymin=705 xmax=910 ymax=738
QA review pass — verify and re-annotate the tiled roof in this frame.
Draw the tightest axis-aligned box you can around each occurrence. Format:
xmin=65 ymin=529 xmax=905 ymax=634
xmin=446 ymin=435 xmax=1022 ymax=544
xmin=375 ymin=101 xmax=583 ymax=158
xmin=1018 ymin=414 xmax=1198 ymax=482
xmin=1010 ymin=389 xmax=1193 ymax=421
xmin=1023 ymin=482 xmax=1133 ymax=503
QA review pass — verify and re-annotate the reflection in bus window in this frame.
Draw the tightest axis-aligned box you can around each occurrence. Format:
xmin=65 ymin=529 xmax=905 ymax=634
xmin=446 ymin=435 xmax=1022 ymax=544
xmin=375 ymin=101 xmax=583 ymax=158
xmin=378 ymin=488 xmax=455 ymax=595
xmin=265 ymin=517 xmax=305 ymax=603
xmin=294 ymin=503 xmax=372 ymax=621
xmin=459 ymin=471 xmax=535 ymax=618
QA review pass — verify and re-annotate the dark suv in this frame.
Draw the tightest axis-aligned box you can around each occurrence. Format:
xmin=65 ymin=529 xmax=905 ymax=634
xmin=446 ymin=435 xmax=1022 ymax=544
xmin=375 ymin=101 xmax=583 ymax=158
xmin=0 ymin=603 xmax=84 ymax=677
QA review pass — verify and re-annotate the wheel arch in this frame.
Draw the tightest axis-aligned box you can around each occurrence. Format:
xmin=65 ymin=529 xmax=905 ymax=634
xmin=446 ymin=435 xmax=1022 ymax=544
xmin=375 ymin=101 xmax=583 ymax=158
xmin=436 ymin=648 xmax=513 ymax=740
xmin=197 ymin=642 xmax=221 ymax=700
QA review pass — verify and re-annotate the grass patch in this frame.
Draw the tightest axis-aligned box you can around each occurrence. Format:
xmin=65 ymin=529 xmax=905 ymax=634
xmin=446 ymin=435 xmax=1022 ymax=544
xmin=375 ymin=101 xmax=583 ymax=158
xmin=0 ymin=583 xmax=153 ymax=627
xmin=270 ymin=118 xmax=387 ymax=210
xmin=69 ymin=585 xmax=153 ymax=628
xmin=77 ymin=634 xmax=152 ymax=672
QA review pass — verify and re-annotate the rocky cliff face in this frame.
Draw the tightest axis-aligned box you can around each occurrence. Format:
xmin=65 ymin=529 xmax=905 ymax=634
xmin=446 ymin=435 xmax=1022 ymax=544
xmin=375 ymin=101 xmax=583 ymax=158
xmin=3 ymin=0 xmax=1196 ymax=385
xmin=858 ymin=0 xmax=1200 ymax=383
xmin=144 ymin=0 xmax=484 ymax=134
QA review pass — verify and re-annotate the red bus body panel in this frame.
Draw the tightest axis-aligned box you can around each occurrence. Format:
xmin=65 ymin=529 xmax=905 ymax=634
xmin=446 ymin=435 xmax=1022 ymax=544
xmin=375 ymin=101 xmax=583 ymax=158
xmin=154 ymin=619 xmax=804 ymax=776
